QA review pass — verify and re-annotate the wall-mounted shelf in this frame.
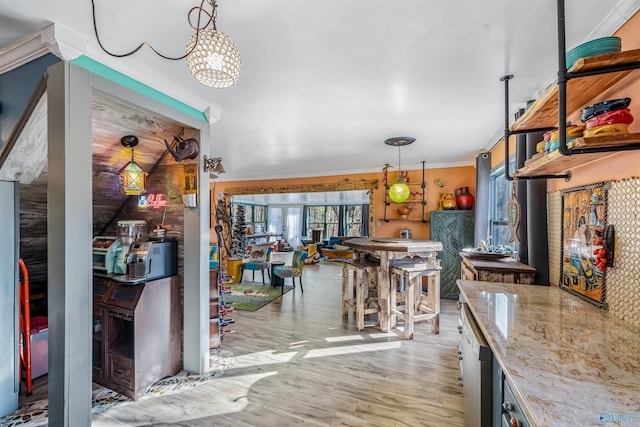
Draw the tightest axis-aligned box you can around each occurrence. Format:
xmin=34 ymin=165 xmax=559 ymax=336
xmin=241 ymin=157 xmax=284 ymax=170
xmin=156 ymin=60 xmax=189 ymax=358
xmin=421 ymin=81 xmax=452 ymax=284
xmin=502 ymin=0 xmax=640 ymax=181
xmin=512 ymin=49 xmax=640 ymax=132
xmin=513 ymin=133 xmax=640 ymax=178
xmin=383 ymin=161 xmax=427 ymax=222
xmin=378 ymin=218 xmax=429 ymax=223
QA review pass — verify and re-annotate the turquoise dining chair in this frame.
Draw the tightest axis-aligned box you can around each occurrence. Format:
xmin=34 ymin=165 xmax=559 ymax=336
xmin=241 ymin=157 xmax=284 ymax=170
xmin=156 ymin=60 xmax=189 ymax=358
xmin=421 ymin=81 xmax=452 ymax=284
xmin=274 ymin=250 xmax=308 ymax=292
xmin=241 ymin=246 xmax=273 ymax=284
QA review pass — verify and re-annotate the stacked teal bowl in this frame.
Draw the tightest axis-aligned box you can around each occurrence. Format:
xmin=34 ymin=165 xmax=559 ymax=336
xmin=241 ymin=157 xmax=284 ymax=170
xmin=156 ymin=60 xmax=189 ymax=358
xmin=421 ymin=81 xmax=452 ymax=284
xmin=566 ymin=36 xmax=621 ymax=69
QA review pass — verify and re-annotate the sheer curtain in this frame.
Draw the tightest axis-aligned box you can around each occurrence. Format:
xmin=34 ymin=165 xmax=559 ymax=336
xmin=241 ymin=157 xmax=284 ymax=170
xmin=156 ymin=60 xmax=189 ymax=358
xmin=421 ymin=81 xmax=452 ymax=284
xmin=268 ymin=206 xmax=303 ymax=247
xmin=285 ymin=206 xmax=303 ymax=247
xmin=267 ymin=206 xmax=283 ymax=238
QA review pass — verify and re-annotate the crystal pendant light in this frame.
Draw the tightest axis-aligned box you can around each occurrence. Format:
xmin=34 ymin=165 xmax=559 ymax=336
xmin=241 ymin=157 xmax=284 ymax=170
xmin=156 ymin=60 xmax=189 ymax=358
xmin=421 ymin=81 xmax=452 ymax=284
xmin=385 ymin=137 xmax=415 ymax=203
xmin=186 ymin=0 xmax=241 ymax=88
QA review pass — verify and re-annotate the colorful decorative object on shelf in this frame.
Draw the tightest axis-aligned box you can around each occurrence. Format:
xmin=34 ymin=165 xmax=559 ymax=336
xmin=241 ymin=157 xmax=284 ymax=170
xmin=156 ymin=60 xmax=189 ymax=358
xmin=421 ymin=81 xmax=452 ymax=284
xmin=118 ymin=135 xmax=147 ymax=196
xmin=566 ymin=36 xmax=621 ymax=70
xmin=384 ymin=136 xmax=415 ymax=203
xmin=455 ymin=187 xmax=474 ymax=210
xmin=542 ymin=125 xmax=584 ymax=154
xmin=440 ymin=193 xmax=456 ymax=210
xmin=581 ymin=98 xmax=634 ymax=138
xmin=396 ymin=203 xmax=414 ymax=219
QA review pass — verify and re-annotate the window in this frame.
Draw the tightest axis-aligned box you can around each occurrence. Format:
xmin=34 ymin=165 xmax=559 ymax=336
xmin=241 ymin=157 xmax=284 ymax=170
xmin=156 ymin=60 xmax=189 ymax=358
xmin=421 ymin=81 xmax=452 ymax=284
xmin=304 ymin=204 xmax=365 ymax=238
xmin=233 ymin=203 xmax=266 ymax=234
xmin=345 ymin=205 xmax=362 ymax=236
xmin=489 ymin=156 xmax=516 ymax=249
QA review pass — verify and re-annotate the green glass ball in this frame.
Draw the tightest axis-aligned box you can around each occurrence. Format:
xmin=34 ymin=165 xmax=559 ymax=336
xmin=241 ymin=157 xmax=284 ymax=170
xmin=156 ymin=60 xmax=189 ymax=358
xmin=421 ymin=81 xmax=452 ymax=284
xmin=388 ymin=182 xmax=410 ymax=203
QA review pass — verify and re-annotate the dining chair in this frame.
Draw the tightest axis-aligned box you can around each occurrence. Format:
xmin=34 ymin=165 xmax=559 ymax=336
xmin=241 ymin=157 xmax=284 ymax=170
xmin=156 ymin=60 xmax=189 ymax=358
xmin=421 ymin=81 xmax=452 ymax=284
xmin=273 ymin=250 xmax=308 ymax=292
xmin=241 ymin=246 xmax=272 ymax=284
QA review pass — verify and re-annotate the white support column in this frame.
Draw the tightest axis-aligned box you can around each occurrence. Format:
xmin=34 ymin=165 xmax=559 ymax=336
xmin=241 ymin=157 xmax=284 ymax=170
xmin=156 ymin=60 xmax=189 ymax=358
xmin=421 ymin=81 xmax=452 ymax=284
xmin=47 ymin=61 xmax=93 ymax=426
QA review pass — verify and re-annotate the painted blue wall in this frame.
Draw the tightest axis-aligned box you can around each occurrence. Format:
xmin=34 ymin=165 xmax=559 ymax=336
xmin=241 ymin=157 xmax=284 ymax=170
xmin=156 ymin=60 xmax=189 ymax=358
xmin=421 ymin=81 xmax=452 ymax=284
xmin=0 ymin=53 xmax=61 ymax=150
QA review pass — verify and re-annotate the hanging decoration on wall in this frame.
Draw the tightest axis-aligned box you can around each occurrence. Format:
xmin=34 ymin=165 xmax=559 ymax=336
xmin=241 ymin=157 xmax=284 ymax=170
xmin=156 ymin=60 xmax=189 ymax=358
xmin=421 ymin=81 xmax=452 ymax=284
xmin=507 ymin=180 xmax=522 ymax=245
xmin=118 ymin=135 xmax=147 ymax=196
xmin=164 ymin=136 xmax=200 ymax=162
xmin=560 ymin=181 xmax=612 ymax=309
xmin=182 ymin=163 xmax=198 ymax=208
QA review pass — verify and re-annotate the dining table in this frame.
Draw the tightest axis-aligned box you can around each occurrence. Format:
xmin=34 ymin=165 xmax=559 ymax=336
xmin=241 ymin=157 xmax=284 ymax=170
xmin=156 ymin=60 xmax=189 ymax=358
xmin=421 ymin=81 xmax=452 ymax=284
xmin=342 ymin=237 xmax=443 ymax=332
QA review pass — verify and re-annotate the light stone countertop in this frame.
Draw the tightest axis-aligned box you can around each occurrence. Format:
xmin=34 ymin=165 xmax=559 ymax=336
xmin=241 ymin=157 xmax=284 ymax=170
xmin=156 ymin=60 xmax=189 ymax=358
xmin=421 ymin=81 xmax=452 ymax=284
xmin=457 ymin=280 xmax=640 ymax=427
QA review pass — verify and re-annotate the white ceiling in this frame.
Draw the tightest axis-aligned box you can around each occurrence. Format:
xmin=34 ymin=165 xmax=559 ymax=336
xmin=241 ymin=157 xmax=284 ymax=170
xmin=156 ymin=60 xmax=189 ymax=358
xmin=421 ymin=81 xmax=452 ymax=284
xmin=1 ymin=0 xmax=638 ymax=183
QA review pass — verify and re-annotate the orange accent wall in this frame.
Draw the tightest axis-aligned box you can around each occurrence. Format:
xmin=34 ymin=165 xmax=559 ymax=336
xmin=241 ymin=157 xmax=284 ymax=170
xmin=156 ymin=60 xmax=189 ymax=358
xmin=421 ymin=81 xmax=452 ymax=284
xmin=490 ymin=134 xmax=517 ymax=170
xmin=210 ymin=165 xmax=476 ymax=242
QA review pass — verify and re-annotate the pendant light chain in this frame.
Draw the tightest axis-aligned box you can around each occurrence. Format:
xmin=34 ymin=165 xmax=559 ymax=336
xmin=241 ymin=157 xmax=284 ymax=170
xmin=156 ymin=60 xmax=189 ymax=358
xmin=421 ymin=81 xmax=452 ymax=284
xmin=91 ymin=0 xmax=214 ymax=60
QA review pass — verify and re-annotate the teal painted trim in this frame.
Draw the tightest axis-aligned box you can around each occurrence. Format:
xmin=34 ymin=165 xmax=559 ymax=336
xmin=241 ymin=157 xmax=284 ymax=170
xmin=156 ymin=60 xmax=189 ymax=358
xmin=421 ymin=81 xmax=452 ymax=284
xmin=71 ymin=56 xmax=207 ymax=123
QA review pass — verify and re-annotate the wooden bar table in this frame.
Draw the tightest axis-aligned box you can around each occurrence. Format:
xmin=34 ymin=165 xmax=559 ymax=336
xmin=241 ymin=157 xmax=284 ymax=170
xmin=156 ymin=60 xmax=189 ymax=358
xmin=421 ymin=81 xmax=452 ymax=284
xmin=343 ymin=238 xmax=443 ymax=332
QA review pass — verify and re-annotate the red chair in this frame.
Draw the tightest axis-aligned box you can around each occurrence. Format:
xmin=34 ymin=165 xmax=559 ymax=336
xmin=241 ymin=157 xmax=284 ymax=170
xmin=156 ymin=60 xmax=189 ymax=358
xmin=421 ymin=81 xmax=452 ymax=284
xmin=18 ymin=258 xmax=32 ymax=396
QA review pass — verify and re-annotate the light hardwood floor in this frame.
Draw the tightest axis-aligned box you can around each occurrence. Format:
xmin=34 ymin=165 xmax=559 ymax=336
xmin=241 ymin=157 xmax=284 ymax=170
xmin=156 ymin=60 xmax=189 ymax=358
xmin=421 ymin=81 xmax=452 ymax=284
xmin=29 ymin=253 xmax=465 ymax=426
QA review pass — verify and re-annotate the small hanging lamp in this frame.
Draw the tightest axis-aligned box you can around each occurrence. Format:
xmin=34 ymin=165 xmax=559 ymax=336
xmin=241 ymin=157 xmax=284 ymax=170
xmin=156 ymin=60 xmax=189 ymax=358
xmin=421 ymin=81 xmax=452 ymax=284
xmin=118 ymin=135 xmax=147 ymax=196
xmin=385 ymin=137 xmax=415 ymax=203
xmin=185 ymin=0 xmax=241 ymax=88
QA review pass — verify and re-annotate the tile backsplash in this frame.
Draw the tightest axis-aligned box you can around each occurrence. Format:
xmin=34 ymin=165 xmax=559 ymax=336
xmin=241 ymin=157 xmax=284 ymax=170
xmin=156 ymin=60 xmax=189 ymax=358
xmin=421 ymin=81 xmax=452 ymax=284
xmin=549 ymin=177 xmax=640 ymax=328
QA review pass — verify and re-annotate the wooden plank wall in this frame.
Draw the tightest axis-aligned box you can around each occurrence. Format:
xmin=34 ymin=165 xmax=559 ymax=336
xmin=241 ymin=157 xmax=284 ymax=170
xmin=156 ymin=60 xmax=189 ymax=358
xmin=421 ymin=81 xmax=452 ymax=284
xmin=19 ymin=163 xmax=187 ymax=317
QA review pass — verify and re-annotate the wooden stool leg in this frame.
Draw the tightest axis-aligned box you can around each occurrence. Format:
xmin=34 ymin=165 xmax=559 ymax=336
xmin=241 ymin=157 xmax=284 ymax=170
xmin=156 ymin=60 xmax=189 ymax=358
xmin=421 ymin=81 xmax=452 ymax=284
xmin=404 ymin=274 xmax=415 ymax=339
xmin=389 ymin=271 xmax=397 ymax=329
xmin=378 ymin=253 xmax=390 ymax=332
xmin=355 ymin=268 xmax=365 ymax=331
xmin=342 ymin=264 xmax=349 ymax=321
xmin=432 ymin=272 xmax=440 ymax=334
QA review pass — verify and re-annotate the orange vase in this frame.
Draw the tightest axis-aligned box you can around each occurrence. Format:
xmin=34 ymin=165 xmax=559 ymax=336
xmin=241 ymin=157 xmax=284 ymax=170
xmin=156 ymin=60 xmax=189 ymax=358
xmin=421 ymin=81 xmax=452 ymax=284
xmin=441 ymin=193 xmax=456 ymax=210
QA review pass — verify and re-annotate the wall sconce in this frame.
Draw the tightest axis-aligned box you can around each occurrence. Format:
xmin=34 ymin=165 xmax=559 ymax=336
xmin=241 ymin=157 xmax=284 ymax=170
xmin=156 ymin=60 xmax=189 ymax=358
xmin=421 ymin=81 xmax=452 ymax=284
xmin=118 ymin=135 xmax=147 ymax=196
xmin=203 ymin=155 xmax=226 ymax=179
xmin=385 ymin=137 xmax=415 ymax=203
xmin=183 ymin=163 xmax=198 ymax=208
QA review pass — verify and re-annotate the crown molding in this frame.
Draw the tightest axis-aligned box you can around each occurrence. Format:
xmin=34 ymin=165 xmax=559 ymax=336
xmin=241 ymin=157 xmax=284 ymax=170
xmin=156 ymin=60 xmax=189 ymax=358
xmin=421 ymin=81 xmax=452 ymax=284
xmin=0 ymin=23 xmax=87 ymax=75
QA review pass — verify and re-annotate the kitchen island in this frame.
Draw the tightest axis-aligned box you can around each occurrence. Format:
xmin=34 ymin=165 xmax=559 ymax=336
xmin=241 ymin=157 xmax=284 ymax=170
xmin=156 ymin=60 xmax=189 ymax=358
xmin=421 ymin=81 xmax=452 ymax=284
xmin=457 ymin=280 xmax=640 ymax=426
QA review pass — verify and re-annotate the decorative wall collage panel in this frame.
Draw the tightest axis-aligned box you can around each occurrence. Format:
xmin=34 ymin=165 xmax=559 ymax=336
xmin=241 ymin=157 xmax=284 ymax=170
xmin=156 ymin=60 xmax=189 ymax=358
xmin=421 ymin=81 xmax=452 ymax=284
xmin=549 ymin=178 xmax=640 ymax=328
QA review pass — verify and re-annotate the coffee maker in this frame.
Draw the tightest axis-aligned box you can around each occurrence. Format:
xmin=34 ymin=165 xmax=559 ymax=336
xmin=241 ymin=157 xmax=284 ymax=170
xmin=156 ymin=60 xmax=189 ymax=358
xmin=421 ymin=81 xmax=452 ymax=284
xmin=124 ymin=239 xmax=178 ymax=281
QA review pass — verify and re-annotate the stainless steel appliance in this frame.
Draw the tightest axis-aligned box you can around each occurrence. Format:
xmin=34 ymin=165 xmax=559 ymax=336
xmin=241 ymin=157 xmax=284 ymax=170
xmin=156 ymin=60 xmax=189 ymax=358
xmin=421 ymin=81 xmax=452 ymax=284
xmin=458 ymin=301 xmax=492 ymax=427
xmin=117 ymin=220 xmax=148 ymax=247
xmin=120 ymin=239 xmax=177 ymax=283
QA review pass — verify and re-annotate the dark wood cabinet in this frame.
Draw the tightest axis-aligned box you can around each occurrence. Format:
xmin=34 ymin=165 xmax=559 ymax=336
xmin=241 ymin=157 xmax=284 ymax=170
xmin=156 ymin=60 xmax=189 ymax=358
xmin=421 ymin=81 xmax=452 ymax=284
xmin=93 ymin=276 xmax=181 ymax=400
xmin=460 ymin=255 xmax=536 ymax=284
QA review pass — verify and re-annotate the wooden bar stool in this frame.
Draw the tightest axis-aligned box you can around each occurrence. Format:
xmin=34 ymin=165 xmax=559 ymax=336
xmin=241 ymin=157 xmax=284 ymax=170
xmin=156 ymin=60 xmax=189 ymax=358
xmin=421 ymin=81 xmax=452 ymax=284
xmin=341 ymin=259 xmax=381 ymax=330
xmin=389 ymin=264 xmax=441 ymax=339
